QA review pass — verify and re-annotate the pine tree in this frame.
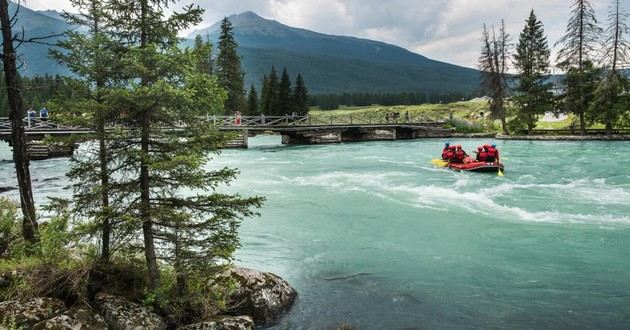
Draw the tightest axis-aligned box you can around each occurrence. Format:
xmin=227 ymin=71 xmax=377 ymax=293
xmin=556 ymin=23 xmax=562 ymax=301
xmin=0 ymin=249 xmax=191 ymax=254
xmin=259 ymin=75 xmax=269 ymax=115
xmin=50 ymin=0 xmax=125 ymax=262
xmin=216 ymin=18 xmax=245 ymax=114
xmin=246 ymin=84 xmax=258 ymax=115
xmin=0 ymin=0 xmax=38 ymax=243
xmin=589 ymin=0 xmax=630 ymax=133
xmin=292 ymin=73 xmax=309 ymax=115
xmin=556 ymin=0 xmax=602 ymax=134
xmin=277 ymin=67 xmax=292 ymax=115
xmin=105 ymin=0 xmax=263 ymax=296
xmin=478 ymin=21 xmax=510 ymax=135
xmin=513 ymin=10 xmax=553 ymax=133
xmin=264 ymin=67 xmax=279 ymax=115
xmin=193 ymin=34 xmax=213 ymax=76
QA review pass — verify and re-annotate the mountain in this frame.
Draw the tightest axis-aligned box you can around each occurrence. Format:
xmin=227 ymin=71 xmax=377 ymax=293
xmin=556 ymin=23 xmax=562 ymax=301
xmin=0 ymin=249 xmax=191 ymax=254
xmin=189 ymin=12 xmax=480 ymax=94
xmin=16 ymin=4 xmax=480 ymax=95
xmin=8 ymin=2 xmax=68 ymax=76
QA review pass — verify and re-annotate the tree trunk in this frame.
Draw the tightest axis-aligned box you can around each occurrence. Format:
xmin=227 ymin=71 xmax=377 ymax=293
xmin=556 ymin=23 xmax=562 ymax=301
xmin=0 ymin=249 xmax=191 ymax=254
xmin=139 ymin=0 xmax=160 ymax=291
xmin=0 ymin=0 xmax=38 ymax=243
xmin=98 ymin=122 xmax=111 ymax=261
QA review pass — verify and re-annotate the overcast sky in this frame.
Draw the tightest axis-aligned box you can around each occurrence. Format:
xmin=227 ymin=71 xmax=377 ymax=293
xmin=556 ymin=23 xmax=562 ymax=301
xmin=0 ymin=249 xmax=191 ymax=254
xmin=24 ymin=0 xmax=628 ymax=69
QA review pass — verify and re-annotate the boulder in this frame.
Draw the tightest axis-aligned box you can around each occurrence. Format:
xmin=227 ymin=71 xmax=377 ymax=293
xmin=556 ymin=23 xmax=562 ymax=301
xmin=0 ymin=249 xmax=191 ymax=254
xmin=177 ymin=316 xmax=254 ymax=330
xmin=94 ymin=293 xmax=166 ymax=330
xmin=32 ymin=307 xmax=108 ymax=330
xmin=211 ymin=267 xmax=296 ymax=325
xmin=0 ymin=297 xmax=65 ymax=328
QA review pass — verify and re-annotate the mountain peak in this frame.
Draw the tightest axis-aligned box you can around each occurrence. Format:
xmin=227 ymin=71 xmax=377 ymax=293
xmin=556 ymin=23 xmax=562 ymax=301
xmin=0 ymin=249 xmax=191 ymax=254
xmin=230 ymin=11 xmax=263 ymax=20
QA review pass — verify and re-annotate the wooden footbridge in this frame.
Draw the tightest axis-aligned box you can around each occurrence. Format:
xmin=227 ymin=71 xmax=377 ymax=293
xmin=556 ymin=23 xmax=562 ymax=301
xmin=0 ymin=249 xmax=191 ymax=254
xmin=0 ymin=114 xmax=451 ymax=158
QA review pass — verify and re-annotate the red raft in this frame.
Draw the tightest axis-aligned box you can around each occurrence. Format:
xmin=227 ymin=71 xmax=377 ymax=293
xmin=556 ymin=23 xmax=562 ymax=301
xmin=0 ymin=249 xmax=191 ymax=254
xmin=448 ymin=161 xmax=504 ymax=173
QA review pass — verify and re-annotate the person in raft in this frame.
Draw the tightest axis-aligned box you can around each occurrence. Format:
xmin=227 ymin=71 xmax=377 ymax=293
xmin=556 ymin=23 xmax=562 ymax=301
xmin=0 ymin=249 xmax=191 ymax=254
xmin=441 ymin=142 xmax=451 ymax=160
xmin=452 ymin=145 xmax=468 ymax=163
xmin=484 ymin=144 xmax=500 ymax=163
xmin=474 ymin=146 xmax=487 ymax=162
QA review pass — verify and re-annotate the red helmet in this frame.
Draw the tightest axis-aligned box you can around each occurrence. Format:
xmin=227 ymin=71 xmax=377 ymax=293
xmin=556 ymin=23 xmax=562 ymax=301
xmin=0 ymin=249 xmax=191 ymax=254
xmin=456 ymin=144 xmax=462 ymax=149
xmin=477 ymin=146 xmax=483 ymax=151
xmin=448 ymin=145 xmax=456 ymax=150
xmin=483 ymin=144 xmax=491 ymax=149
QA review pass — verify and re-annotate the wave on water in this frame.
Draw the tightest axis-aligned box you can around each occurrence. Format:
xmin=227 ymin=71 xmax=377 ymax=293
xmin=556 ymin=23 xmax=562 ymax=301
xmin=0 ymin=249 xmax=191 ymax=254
xmin=287 ymin=170 xmax=630 ymax=226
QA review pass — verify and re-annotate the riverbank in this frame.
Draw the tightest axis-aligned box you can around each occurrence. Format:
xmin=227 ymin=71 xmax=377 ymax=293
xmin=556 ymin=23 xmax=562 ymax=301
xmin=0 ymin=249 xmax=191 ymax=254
xmin=497 ymin=134 xmax=630 ymax=141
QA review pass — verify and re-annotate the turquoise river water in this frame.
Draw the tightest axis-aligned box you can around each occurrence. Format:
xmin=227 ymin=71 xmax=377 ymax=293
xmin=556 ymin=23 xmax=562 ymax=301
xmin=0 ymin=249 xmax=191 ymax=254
xmin=1 ymin=137 xmax=630 ymax=329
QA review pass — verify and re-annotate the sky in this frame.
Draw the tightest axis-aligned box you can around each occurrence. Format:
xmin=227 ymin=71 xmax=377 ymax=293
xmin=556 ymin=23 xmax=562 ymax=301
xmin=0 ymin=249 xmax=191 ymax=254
xmin=23 ymin=0 xmax=627 ymax=70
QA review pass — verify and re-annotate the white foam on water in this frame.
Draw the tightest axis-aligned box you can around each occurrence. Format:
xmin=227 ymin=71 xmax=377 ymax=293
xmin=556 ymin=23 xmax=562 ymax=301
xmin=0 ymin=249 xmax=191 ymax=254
xmin=287 ymin=170 xmax=630 ymax=226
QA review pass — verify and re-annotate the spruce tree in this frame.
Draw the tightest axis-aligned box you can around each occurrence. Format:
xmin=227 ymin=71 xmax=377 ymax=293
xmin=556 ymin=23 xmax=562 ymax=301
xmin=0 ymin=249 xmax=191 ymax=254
xmin=193 ymin=34 xmax=213 ymax=76
xmin=292 ymin=73 xmax=309 ymax=115
xmin=246 ymin=84 xmax=258 ymax=115
xmin=556 ymin=0 xmax=602 ymax=133
xmin=216 ymin=18 xmax=245 ymax=114
xmin=589 ymin=0 xmax=629 ymax=133
xmin=513 ymin=10 xmax=553 ymax=133
xmin=105 ymin=0 xmax=263 ymax=296
xmin=277 ymin=67 xmax=292 ymax=115
xmin=265 ymin=67 xmax=279 ymax=115
xmin=50 ymin=0 xmax=124 ymax=262
xmin=259 ymin=75 xmax=269 ymax=115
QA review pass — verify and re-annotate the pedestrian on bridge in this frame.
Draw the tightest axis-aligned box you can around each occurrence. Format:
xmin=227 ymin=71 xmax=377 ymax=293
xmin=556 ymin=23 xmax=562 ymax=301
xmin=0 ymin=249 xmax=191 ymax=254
xmin=39 ymin=107 xmax=49 ymax=122
xmin=234 ymin=111 xmax=242 ymax=126
xmin=27 ymin=108 xmax=36 ymax=127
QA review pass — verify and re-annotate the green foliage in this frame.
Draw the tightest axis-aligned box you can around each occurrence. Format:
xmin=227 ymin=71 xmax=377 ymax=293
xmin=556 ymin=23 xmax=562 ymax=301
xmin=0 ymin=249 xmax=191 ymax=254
xmin=246 ymin=84 xmax=258 ymax=115
xmin=276 ymin=68 xmax=292 ymax=115
xmin=555 ymin=0 xmax=602 ymax=69
xmin=513 ymin=10 xmax=554 ymax=133
xmin=0 ymin=198 xmax=18 ymax=257
xmin=560 ymin=60 xmax=601 ymax=127
xmin=292 ymin=73 xmax=309 ymax=116
xmin=589 ymin=72 xmax=628 ymax=131
xmin=216 ymin=18 xmax=245 ymax=114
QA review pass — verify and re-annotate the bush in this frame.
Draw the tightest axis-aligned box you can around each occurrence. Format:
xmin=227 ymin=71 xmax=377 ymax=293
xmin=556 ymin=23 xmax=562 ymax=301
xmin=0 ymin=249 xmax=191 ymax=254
xmin=0 ymin=198 xmax=19 ymax=259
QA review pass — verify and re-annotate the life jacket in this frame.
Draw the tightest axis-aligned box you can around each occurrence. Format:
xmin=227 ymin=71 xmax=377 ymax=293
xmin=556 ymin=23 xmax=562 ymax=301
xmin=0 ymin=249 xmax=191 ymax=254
xmin=476 ymin=151 xmax=487 ymax=162
xmin=442 ymin=149 xmax=450 ymax=160
xmin=486 ymin=147 xmax=498 ymax=162
xmin=444 ymin=150 xmax=455 ymax=161
xmin=454 ymin=149 xmax=466 ymax=162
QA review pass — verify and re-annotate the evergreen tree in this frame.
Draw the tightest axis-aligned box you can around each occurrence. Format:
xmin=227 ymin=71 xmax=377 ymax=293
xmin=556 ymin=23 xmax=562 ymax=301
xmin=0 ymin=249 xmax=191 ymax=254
xmin=216 ymin=18 xmax=245 ymax=114
xmin=277 ymin=67 xmax=292 ymax=115
xmin=292 ymin=73 xmax=309 ymax=115
xmin=556 ymin=0 xmax=602 ymax=133
xmin=513 ymin=10 xmax=553 ymax=133
xmin=105 ymin=0 xmax=262 ymax=298
xmin=589 ymin=0 xmax=630 ymax=133
xmin=259 ymin=75 xmax=269 ymax=115
xmin=263 ymin=67 xmax=279 ymax=115
xmin=479 ymin=21 xmax=510 ymax=134
xmin=50 ymin=0 xmax=124 ymax=262
xmin=246 ymin=84 xmax=258 ymax=115
xmin=192 ymin=34 xmax=213 ymax=76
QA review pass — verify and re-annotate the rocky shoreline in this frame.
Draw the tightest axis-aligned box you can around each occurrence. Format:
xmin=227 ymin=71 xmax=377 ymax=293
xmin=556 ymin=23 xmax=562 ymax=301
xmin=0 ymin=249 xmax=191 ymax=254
xmin=0 ymin=267 xmax=296 ymax=330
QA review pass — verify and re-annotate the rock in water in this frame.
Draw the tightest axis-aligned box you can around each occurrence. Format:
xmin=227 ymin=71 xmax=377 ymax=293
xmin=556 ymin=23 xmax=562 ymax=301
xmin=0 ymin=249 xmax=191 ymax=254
xmin=32 ymin=307 xmax=108 ymax=330
xmin=177 ymin=315 xmax=254 ymax=330
xmin=211 ymin=267 xmax=297 ymax=325
xmin=0 ymin=297 xmax=66 ymax=327
xmin=94 ymin=293 xmax=166 ymax=330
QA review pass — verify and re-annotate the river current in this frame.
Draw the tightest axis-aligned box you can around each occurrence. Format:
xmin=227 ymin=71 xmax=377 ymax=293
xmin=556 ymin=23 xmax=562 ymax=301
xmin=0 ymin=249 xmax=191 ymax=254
xmin=1 ymin=137 xmax=630 ymax=329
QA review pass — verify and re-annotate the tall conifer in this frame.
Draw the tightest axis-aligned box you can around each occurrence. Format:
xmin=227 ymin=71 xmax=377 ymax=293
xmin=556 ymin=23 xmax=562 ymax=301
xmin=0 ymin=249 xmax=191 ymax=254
xmin=556 ymin=0 xmax=602 ymax=133
xmin=513 ymin=10 xmax=553 ymax=133
xmin=277 ymin=67 xmax=292 ymax=115
xmin=292 ymin=73 xmax=309 ymax=115
xmin=246 ymin=84 xmax=258 ymax=115
xmin=216 ymin=18 xmax=245 ymax=114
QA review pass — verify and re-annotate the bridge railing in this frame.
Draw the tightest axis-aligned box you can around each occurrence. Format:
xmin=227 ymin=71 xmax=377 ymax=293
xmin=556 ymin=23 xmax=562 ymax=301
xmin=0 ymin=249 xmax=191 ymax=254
xmin=0 ymin=117 xmax=82 ymax=131
xmin=1 ymin=113 xmax=447 ymax=133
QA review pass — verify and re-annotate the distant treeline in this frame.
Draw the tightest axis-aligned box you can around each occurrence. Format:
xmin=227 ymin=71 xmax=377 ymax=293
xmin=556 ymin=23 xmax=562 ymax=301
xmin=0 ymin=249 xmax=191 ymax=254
xmin=0 ymin=73 xmax=73 ymax=116
xmin=310 ymin=91 xmax=475 ymax=110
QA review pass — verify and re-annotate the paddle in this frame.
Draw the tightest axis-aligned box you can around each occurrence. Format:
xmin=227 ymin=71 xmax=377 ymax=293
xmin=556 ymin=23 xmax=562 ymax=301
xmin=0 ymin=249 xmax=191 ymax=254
xmin=431 ymin=159 xmax=449 ymax=167
xmin=498 ymin=168 xmax=504 ymax=177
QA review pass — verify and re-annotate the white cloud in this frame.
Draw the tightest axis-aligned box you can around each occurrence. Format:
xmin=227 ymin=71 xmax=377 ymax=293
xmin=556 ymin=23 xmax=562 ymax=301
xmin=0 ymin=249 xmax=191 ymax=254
xmin=25 ymin=0 xmax=629 ymax=68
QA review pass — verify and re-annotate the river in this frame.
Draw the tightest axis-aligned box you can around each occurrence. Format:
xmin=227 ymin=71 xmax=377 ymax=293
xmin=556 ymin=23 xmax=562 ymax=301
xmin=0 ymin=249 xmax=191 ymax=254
xmin=1 ymin=137 xmax=630 ymax=329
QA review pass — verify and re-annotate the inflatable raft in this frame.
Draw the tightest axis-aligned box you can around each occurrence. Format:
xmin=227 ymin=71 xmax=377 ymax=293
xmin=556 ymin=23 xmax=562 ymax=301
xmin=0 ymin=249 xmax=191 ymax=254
xmin=448 ymin=161 xmax=504 ymax=173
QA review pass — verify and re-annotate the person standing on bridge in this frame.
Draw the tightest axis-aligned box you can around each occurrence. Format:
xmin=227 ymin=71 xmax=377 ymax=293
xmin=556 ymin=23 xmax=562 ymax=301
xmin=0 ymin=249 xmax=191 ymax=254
xmin=39 ymin=107 xmax=49 ymax=122
xmin=26 ymin=108 xmax=36 ymax=127
xmin=234 ymin=111 xmax=242 ymax=126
